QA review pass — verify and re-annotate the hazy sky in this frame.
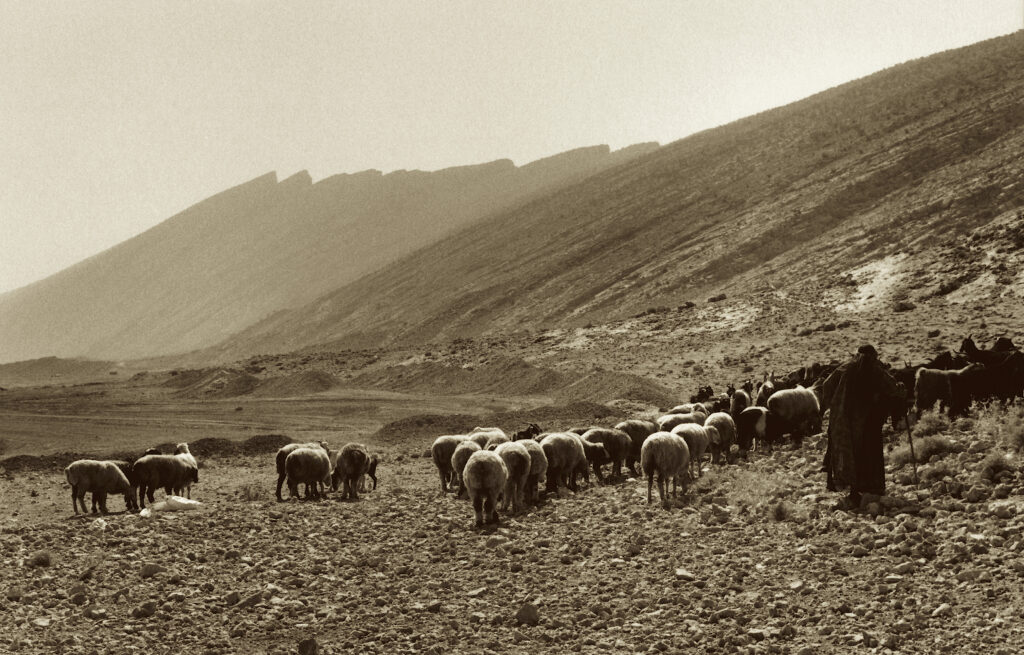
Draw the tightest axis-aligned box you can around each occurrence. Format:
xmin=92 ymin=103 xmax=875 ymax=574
xmin=1 ymin=1 xmax=1020 ymax=294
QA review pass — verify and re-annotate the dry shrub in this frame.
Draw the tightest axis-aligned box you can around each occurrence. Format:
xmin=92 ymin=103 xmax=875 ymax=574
xmin=972 ymin=403 xmax=1024 ymax=452
xmin=891 ymin=434 xmax=961 ymax=467
xmin=913 ymin=411 xmax=949 ymax=438
xmin=770 ymin=500 xmax=793 ymax=522
xmin=236 ymin=482 xmax=264 ymax=502
xmin=979 ymin=452 xmax=1016 ymax=482
xmin=921 ymin=460 xmax=957 ymax=482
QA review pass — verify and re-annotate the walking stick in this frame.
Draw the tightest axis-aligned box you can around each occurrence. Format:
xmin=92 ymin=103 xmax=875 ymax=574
xmin=904 ymin=411 xmax=919 ymax=484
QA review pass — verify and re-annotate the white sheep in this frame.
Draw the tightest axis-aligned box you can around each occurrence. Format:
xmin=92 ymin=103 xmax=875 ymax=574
xmin=640 ymin=431 xmax=691 ymax=505
xmin=133 ymin=454 xmax=199 ymax=509
xmin=275 ymin=441 xmax=329 ymax=501
xmin=614 ymin=419 xmax=659 ymax=476
xmin=65 ymin=460 xmax=133 ymax=515
xmin=671 ymin=423 xmax=717 ymax=478
xmin=668 ymin=402 xmax=708 ymax=415
xmin=467 ymin=427 xmax=506 ymax=448
xmin=493 ymin=441 xmax=531 ymax=514
xmin=766 ymin=386 xmax=821 ymax=447
xmin=914 ymin=364 xmax=984 ymax=415
xmin=430 ymin=434 xmax=468 ymax=494
xmin=517 ymin=439 xmax=548 ymax=504
xmin=172 ymin=443 xmax=198 ymax=498
xmin=450 ymin=441 xmax=482 ymax=498
xmin=657 ymin=412 xmax=706 ymax=432
xmin=285 ymin=447 xmax=332 ymax=500
xmin=463 ymin=450 xmax=509 ymax=527
xmin=333 ymin=443 xmax=371 ymax=500
xmin=539 ymin=432 xmax=586 ymax=492
xmin=704 ymin=412 xmax=738 ymax=464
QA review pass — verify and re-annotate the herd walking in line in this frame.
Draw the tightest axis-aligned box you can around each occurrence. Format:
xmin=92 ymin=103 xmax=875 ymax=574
xmin=63 ymin=334 xmax=1022 ymax=528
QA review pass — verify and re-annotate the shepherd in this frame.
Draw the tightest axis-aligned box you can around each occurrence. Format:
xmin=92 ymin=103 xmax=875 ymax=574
xmin=819 ymin=344 xmax=906 ymax=506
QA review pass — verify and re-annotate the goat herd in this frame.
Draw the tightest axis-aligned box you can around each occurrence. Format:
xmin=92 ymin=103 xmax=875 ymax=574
xmin=60 ymin=335 xmax=1021 ymax=527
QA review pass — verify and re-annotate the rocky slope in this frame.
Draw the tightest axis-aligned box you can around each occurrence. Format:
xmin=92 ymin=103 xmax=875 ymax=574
xmin=212 ymin=31 xmax=1024 ymax=361
xmin=0 ymin=143 xmax=657 ymax=363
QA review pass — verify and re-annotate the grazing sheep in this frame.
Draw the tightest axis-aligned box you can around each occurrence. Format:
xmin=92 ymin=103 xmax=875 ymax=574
xmin=484 ymin=433 xmax=511 ymax=449
xmin=451 ymin=441 xmax=482 ymax=498
xmin=109 ymin=460 xmax=140 ymax=511
xmin=729 ymin=390 xmax=750 ymax=419
xmin=359 ymin=454 xmax=379 ymax=493
xmin=914 ymin=364 xmax=985 ymax=416
xmin=468 ymin=427 xmax=506 ymax=448
xmin=285 ymin=447 xmax=332 ymax=500
xmin=131 ymin=454 xmax=199 ymax=509
xmin=333 ymin=443 xmax=371 ymax=500
xmin=704 ymin=412 xmax=738 ymax=464
xmin=640 ymin=432 xmax=691 ymax=505
xmin=172 ymin=443 xmax=198 ymax=498
xmin=65 ymin=460 xmax=132 ymax=515
xmin=766 ymin=386 xmax=821 ymax=447
xmin=615 ymin=419 xmax=659 ymax=476
xmin=574 ymin=436 xmax=608 ymax=486
xmin=540 ymin=432 xmax=586 ymax=492
xmin=274 ymin=442 xmax=329 ymax=501
xmin=736 ymin=406 xmax=768 ymax=452
xmin=581 ymin=428 xmax=632 ymax=480
xmin=493 ymin=441 xmax=531 ymax=514
xmin=430 ymin=435 xmax=469 ymax=494
xmin=518 ymin=439 xmax=548 ymax=504
xmin=463 ymin=450 xmax=508 ymax=527
xmin=144 ymin=447 xmax=162 ymax=456
xmin=671 ymin=424 xmax=713 ymax=478
xmin=657 ymin=412 xmax=705 ymax=432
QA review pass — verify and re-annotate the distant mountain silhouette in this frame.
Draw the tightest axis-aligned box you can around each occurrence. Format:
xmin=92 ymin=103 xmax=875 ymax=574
xmin=0 ymin=143 xmax=657 ymax=362
xmin=208 ymin=32 xmax=1024 ymax=360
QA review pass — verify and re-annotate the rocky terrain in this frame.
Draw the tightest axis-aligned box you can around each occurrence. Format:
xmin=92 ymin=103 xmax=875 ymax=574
xmin=2 ymin=401 xmax=1024 ymax=655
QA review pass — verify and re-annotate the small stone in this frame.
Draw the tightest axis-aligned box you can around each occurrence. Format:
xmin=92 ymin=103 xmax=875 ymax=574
xmin=509 ymin=563 xmax=523 ymax=573
xmin=298 ymin=638 xmax=319 ymax=655
xmin=139 ymin=563 xmax=165 ymax=579
xmin=469 ymin=612 xmax=486 ymax=624
xmin=31 ymin=618 xmax=51 ymax=628
xmin=893 ymin=561 xmax=915 ymax=575
xmin=675 ymin=568 xmax=696 ymax=581
xmin=932 ymin=603 xmax=953 ymax=617
xmin=486 ymin=536 xmax=509 ymax=548
xmin=7 ymin=586 xmax=23 ymax=601
xmin=515 ymin=603 xmax=540 ymax=626
xmin=426 ymin=600 xmax=443 ymax=613
xmin=236 ymin=592 xmax=263 ymax=608
xmin=69 ymin=593 xmax=89 ymax=606
xmin=467 ymin=587 xmax=486 ymax=597
xmin=131 ymin=601 xmax=157 ymax=618
xmin=83 ymin=606 xmax=107 ymax=620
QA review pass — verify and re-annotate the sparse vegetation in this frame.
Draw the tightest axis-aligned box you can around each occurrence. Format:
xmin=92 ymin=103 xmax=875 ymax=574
xmin=979 ymin=452 xmax=1016 ymax=482
xmin=913 ymin=411 xmax=950 ymax=438
xmin=892 ymin=434 xmax=961 ymax=467
xmin=28 ymin=550 xmax=52 ymax=567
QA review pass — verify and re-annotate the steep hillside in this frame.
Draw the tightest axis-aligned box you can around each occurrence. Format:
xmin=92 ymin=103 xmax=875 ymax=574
xmin=0 ymin=143 xmax=657 ymax=362
xmin=216 ymin=33 xmax=1024 ymax=360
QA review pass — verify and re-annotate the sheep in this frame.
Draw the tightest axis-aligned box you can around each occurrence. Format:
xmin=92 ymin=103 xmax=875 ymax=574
xmin=766 ymin=386 xmax=821 ymax=448
xmin=359 ymin=454 xmax=379 ymax=493
xmin=914 ymin=364 xmax=985 ymax=416
xmin=669 ymin=403 xmax=709 ymax=415
xmin=484 ymin=433 xmax=511 ymax=449
xmin=640 ymin=432 xmax=691 ymax=505
xmin=615 ymin=419 xmax=659 ymax=476
xmin=540 ymin=432 xmax=586 ymax=493
xmin=518 ymin=439 xmax=548 ymax=504
xmin=65 ymin=460 xmax=133 ymax=515
xmin=657 ymin=412 xmax=705 ymax=432
xmin=754 ymin=379 xmax=776 ymax=407
xmin=131 ymin=454 xmax=199 ymax=509
xmin=109 ymin=460 xmax=140 ymax=511
xmin=574 ymin=436 xmax=608 ymax=486
xmin=333 ymin=443 xmax=371 ymax=500
xmin=736 ymin=406 xmax=768 ymax=453
xmin=172 ymin=443 xmax=198 ymax=498
xmin=704 ymin=412 xmax=738 ymax=464
xmin=463 ymin=450 xmax=508 ymax=527
xmin=671 ymin=424 xmax=715 ymax=478
xmin=729 ymin=389 xmax=750 ymax=419
xmin=275 ymin=441 xmax=329 ymax=501
xmin=284 ymin=447 xmax=332 ymax=500
xmin=143 ymin=447 xmax=162 ymax=456
xmin=581 ymin=428 xmax=632 ymax=480
xmin=493 ymin=441 xmax=531 ymax=514
xmin=468 ymin=427 xmax=506 ymax=448
xmin=450 ymin=440 xmax=482 ymax=498
xmin=430 ymin=435 xmax=469 ymax=494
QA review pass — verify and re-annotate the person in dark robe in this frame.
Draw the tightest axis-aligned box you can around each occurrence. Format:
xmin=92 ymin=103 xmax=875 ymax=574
xmin=819 ymin=345 xmax=905 ymax=505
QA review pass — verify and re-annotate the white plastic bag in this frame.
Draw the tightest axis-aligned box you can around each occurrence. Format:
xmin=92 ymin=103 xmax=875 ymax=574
xmin=138 ymin=496 xmax=202 ymax=517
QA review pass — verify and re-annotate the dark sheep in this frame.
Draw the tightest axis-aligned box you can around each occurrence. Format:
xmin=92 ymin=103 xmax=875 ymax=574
xmin=614 ymin=419 xmax=659 ymax=476
xmin=581 ymin=428 xmax=632 ymax=480
xmin=132 ymin=454 xmax=199 ymax=509
xmin=286 ymin=447 xmax=333 ymax=500
xmin=333 ymin=443 xmax=371 ymax=500
xmin=275 ymin=441 xmax=329 ymax=501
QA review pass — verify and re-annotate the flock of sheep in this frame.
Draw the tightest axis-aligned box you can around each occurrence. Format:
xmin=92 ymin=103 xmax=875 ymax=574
xmin=63 ymin=441 xmax=379 ymax=517
xmin=60 ymin=335 xmax=1021 ymax=525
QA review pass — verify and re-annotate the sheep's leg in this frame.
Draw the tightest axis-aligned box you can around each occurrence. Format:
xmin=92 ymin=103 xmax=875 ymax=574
xmin=276 ymin=474 xmax=287 ymax=501
xmin=438 ymin=469 xmax=449 ymax=495
xmin=97 ymin=491 xmax=109 ymax=514
xmin=351 ymin=476 xmax=360 ymax=500
xmin=486 ymin=491 xmax=500 ymax=525
xmin=646 ymin=473 xmax=654 ymax=504
xmin=71 ymin=487 xmax=81 ymax=515
xmin=593 ymin=463 xmax=603 ymax=485
xmin=472 ymin=494 xmax=484 ymax=527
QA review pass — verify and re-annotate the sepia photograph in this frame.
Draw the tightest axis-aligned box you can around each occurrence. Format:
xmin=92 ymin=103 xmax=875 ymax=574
xmin=1 ymin=2 xmax=1023 ymax=653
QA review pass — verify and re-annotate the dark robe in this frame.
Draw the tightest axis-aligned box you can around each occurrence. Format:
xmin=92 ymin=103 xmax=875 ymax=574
xmin=820 ymin=353 xmax=904 ymax=497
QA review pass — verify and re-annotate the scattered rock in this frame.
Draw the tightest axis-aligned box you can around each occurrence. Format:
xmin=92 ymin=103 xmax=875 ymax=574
xmin=515 ymin=603 xmax=540 ymax=626
xmin=139 ymin=563 xmax=166 ymax=579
